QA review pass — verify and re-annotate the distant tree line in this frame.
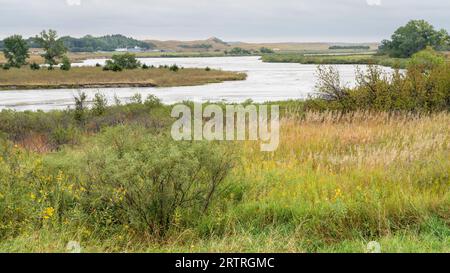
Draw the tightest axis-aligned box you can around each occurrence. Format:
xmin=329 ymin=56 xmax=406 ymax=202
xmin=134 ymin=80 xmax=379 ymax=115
xmin=329 ymin=45 xmax=370 ymax=50
xmin=178 ymin=44 xmax=213 ymax=50
xmin=0 ymin=34 xmax=155 ymax=52
xmin=60 ymin=34 xmax=155 ymax=52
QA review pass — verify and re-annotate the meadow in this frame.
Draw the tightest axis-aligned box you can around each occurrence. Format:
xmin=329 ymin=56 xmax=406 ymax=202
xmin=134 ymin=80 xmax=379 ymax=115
xmin=0 ymin=66 xmax=246 ymax=90
xmin=0 ymin=107 xmax=448 ymax=253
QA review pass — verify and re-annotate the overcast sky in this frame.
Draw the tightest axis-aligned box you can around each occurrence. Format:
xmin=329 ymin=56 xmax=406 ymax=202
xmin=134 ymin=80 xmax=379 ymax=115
xmin=0 ymin=0 xmax=449 ymax=42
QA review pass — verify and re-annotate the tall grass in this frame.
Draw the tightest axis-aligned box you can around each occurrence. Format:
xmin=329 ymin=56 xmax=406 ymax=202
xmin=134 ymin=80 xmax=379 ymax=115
xmin=0 ymin=67 xmax=246 ymax=89
xmin=0 ymin=110 xmax=448 ymax=252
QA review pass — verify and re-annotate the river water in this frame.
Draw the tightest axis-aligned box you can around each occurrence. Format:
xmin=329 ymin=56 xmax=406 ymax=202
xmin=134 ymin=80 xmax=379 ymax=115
xmin=0 ymin=56 xmax=393 ymax=111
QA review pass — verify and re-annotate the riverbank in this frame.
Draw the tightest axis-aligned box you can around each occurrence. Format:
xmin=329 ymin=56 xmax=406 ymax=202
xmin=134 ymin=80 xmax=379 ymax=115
xmin=0 ymin=51 xmax=247 ymax=65
xmin=0 ymin=67 xmax=247 ymax=90
xmin=261 ymin=53 xmax=410 ymax=68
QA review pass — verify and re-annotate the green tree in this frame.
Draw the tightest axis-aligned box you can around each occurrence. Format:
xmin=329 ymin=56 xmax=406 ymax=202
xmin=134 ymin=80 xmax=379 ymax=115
xmin=2 ymin=35 xmax=29 ymax=68
xmin=34 ymin=30 xmax=67 ymax=68
xmin=379 ymin=20 xmax=450 ymax=58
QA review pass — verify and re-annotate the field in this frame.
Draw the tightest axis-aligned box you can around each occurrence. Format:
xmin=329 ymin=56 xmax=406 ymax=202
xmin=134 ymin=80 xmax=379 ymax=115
xmin=0 ymin=67 xmax=246 ymax=89
xmin=0 ymin=107 xmax=448 ymax=253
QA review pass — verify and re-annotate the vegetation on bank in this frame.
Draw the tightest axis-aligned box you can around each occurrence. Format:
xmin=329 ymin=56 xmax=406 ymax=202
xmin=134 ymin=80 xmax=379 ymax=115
xmin=261 ymin=53 xmax=409 ymax=68
xmin=0 ymin=66 xmax=246 ymax=89
xmin=306 ymin=48 xmax=449 ymax=113
xmin=263 ymin=20 xmax=450 ymax=68
xmin=0 ymin=50 xmax=233 ymax=67
xmin=0 ymin=49 xmax=449 ymax=252
xmin=329 ymin=45 xmax=370 ymax=50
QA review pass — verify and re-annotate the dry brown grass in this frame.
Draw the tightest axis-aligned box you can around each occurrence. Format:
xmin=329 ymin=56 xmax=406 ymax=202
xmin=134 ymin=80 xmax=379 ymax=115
xmin=0 ymin=51 xmax=224 ymax=65
xmin=0 ymin=67 xmax=246 ymax=89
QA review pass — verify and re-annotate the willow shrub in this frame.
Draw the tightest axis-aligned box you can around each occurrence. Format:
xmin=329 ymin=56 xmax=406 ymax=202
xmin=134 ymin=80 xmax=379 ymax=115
xmin=311 ymin=49 xmax=450 ymax=113
xmin=57 ymin=126 xmax=235 ymax=238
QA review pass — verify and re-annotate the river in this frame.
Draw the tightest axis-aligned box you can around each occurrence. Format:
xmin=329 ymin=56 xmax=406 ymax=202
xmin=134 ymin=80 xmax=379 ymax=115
xmin=0 ymin=56 xmax=394 ymax=111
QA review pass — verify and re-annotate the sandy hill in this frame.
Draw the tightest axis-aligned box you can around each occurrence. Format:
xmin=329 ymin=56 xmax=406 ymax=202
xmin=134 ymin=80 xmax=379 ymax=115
xmin=144 ymin=37 xmax=230 ymax=52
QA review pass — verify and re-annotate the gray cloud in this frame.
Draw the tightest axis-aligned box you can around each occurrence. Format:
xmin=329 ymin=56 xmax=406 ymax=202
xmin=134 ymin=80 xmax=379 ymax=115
xmin=0 ymin=0 xmax=449 ymax=42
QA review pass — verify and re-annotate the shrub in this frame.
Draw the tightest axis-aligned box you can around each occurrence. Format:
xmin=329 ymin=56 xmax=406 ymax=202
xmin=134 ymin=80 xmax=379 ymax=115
xmin=130 ymin=93 xmax=143 ymax=104
xmin=260 ymin=47 xmax=275 ymax=54
xmin=92 ymin=92 xmax=108 ymax=116
xmin=49 ymin=125 xmax=80 ymax=149
xmin=30 ymin=62 xmax=40 ymax=70
xmin=225 ymin=47 xmax=252 ymax=55
xmin=60 ymin=56 xmax=71 ymax=71
xmin=103 ymin=60 xmax=123 ymax=72
xmin=408 ymin=47 xmax=446 ymax=71
xmin=169 ymin=64 xmax=179 ymax=72
xmin=81 ymin=126 xmax=235 ymax=237
xmin=144 ymin=95 xmax=162 ymax=108
xmin=102 ymin=53 xmax=140 ymax=71
xmin=74 ymin=92 xmax=87 ymax=125
xmin=142 ymin=64 xmax=149 ymax=69
xmin=111 ymin=53 xmax=141 ymax=69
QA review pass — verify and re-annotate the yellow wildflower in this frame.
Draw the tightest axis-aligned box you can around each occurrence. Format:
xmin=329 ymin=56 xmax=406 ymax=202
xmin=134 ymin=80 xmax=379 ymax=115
xmin=42 ymin=207 xmax=55 ymax=219
xmin=334 ymin=188 xmax=342 ymax=199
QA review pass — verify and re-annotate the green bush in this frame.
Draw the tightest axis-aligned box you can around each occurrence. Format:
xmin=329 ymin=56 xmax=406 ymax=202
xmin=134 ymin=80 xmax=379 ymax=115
xmin=103 ymin=60 xmax=123 ymax=72
xmin=312 ymin=48 xmax=450 ymax=112
xmin=112 ymin=53 xmax=141 ymax=69
xmin=29 ymin=62 xmax=40 ymax=70
xmin=144 ymin=94 xmax=162 ymax=108
xmin=67 ymin=126 xmax=234 ymax=237
xmin=169 ymin=64 xmax=179 ymax=72
xmin=60 ymin=56 xmax=71 ymax=71
xmin=92 ymin=92 xmax=108 ymax=116
xmin=102 ymin=53 xmax=140 ymax=71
